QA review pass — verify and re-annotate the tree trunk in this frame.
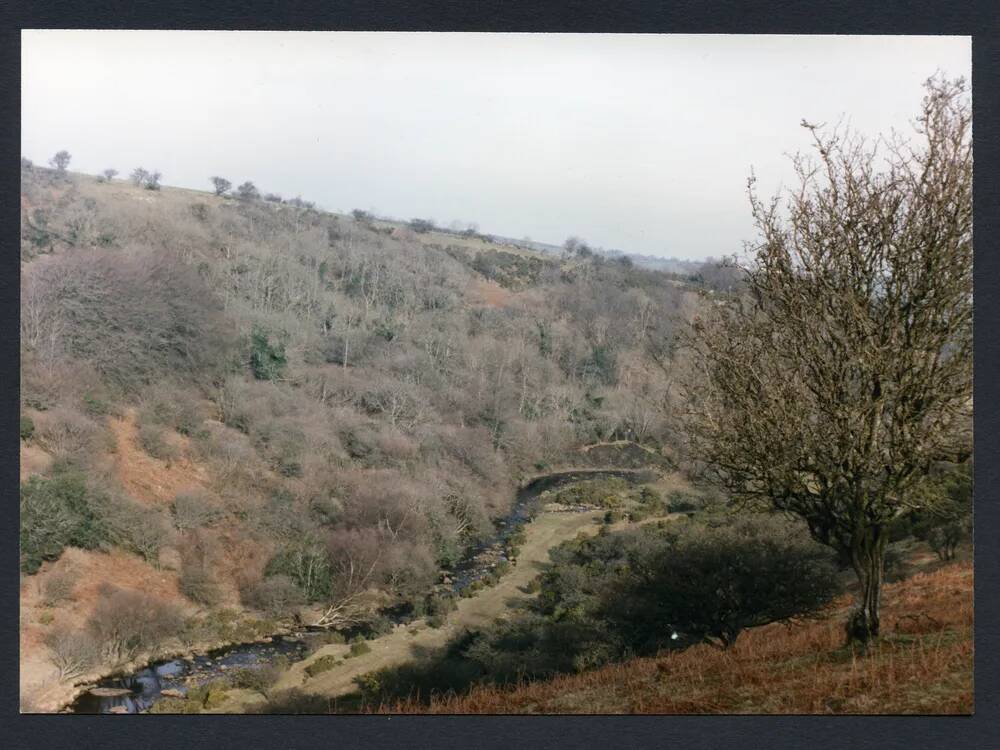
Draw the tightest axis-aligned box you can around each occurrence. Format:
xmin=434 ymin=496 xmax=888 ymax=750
xmin=846 ymin=524 xmax=887 ymax=645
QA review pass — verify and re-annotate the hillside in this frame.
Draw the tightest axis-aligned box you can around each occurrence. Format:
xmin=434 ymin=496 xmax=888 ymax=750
xmin=19 ymin=161 xmax=972 ymax=717
xmin=19 ymin=163 xmax=701 ymax=711
xmin=374 ymin=559 xmax=973 ymax=715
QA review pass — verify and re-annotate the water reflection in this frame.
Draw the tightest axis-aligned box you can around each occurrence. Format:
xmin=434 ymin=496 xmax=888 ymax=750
xmin=71 ymin=638 xmax=309 ymax=714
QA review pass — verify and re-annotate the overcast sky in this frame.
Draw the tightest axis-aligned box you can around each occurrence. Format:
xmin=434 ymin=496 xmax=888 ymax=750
xmin=22 ymin=32 xmax=970 ymax=260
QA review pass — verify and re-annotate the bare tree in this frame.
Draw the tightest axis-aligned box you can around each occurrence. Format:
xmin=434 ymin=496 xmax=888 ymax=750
xmin=312 ymin=529 xmax=382 ymax=629
xmin=130 ymin=167 xmax=150 ymax=186
xmin=145 ymin=170 xmax=162 ymax=190
xmin=237 ymin=181 xmax=260 ymax=201
xmin=683 ymin=77 xmax=972 ymax=645
xmin=210 ymin=176 xmax=231 ymax=196
xmin=49 ymin=150 xmax=71 ymax=173
xmin=44 ymin=628 xmax=98 ymax=681
xmin=100 ymin=168 xmax=118 ymax=183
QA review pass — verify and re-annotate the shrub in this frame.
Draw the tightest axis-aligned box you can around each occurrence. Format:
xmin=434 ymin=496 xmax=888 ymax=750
xmin=910 ymin=463 xmax=973 ymax=561
xmin=360 ymin=615 xmax=394 ymax=639
xmin=180 ymin=563 xmax=225 ymax=607
xmin=425 ymin=592 xmax=457 ymax=617
xmin=309 ymin=494 xmax=343 ymax=526
xmin=264 ymin=542 xmax=331 ymax=602
xmin=186 ymin=679 xmax=230 ymax=709
xmin=236 ymin=181 xmax=260 ymax=201
xmin=667 ymin=491 xmax=700 ymax=514
xmin=19 ymin=471 xmax=108 ymax=573
xmin=41 ymin=568 xmax=78 ymax=606
xmin=185 ymin=609 xmax=275 ymax=645
xmin=98 ymin=495 xmax=168 ymax=564
xmin=87 ymin=585 xmax=183 ymax=663
xmin=638 ymin=486 xmax=663 ymax=509
xmin=138 ymin=422 xmax=180 ymax=462
xmin=32 ymin=406 xmax=101 ymax=459
xmin=227 ymin=663 xmax=284 ymax=692
xmin=241 ymin=575 xmax=305 ymax=618
xmin=20 ymin=415 xmax=35 ymax=441
xmin=348 ymin=640 xmax=372 ymax=658
xmin=250 ymin=328 xmax=287 ymax=381
xmin=551 ymin=478 xmax=630 ymax=508
xmin=171 ymin=491 xmax=221 ymax=531
xmin=604 ymin=516 xmax=840 ymax=649
xmin=305 ymin=654 xmax=340 ymax=677
xmin=144 ymin=389 xmax=205 ymax=436
xmin=44 ymin=627 xmax=100 ymax=680
xmin=408 ymin=218 xmax=435 ymax=234
xmin=82 ymin=393 xmax=113 ymax=417
xmin=426 ymin=614 xmax=446 ymax=629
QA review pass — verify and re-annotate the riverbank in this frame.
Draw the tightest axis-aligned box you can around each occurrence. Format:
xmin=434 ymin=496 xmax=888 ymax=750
xmin=40 ymin=620 xmax=302 ymax=714
xmin=213 ymin=507 xmax=609 ymax=711
xmin=52 ymin=468 xmax=675 ymax=713
xmin=217 ymin=496 xmax=684 ymax=713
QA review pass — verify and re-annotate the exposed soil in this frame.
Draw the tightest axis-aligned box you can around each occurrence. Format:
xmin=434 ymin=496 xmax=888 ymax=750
xmin=466 ymin=277 xmax=514 ymax=309
xmin=110 ymin=408 xmax=208 ymax=505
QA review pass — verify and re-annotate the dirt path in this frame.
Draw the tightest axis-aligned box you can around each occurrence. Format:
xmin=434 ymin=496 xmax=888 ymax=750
xmin=219 ymin=508 xmax=609 ymax=710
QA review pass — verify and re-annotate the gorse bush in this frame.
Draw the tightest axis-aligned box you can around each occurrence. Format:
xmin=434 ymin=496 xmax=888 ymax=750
xmin=249 ymin=328 xmax=287 ymax=381
xmin=20 ymin=415 xmax=35 ymax=441
xmin=349 ymin=640 xmax=372 ymax=657
xmin=19 ymin=470 xmax=108 ymax=573
xmin=305 ymin=654 xmax=340 ymax=677
xmin=600 ymin=515 xmax=840 ymax=649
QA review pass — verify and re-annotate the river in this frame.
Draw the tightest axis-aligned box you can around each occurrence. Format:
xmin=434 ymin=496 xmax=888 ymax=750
xmin=69 ymin=468 xmax=654 ymax=713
